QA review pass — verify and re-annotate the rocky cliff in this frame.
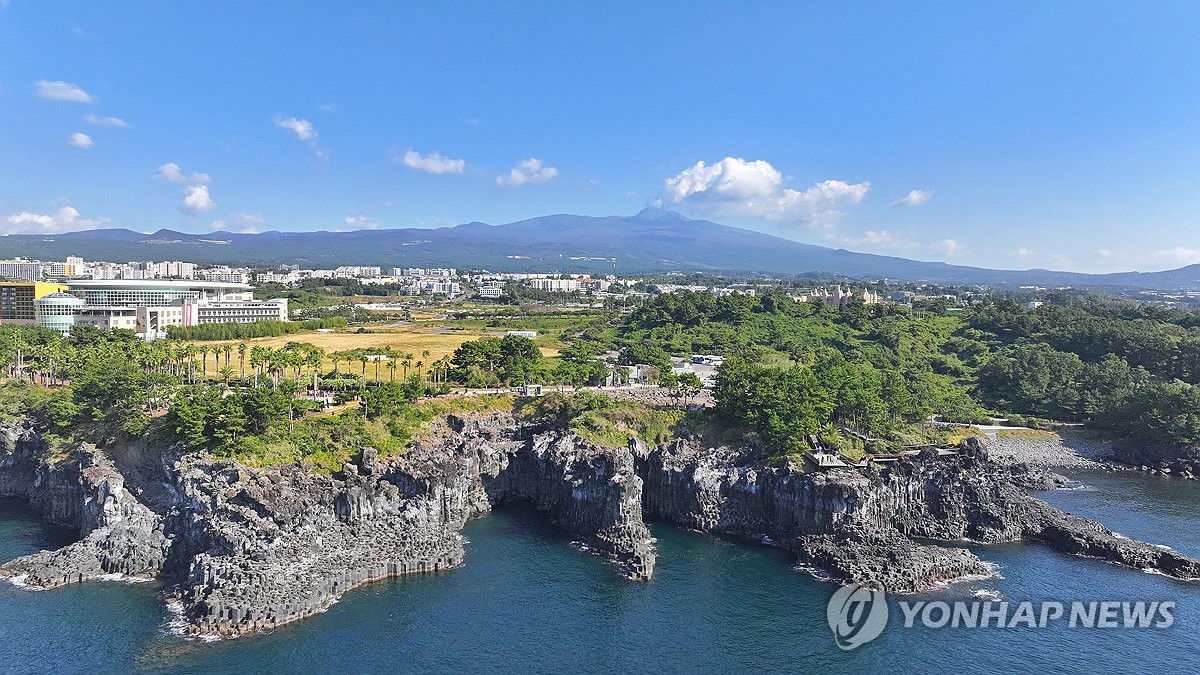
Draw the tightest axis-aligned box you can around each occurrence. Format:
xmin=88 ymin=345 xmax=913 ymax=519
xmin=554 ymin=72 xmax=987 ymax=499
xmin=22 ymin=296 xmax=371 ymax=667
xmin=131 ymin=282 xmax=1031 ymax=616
xmin=2 ymin=413 xmax=1197 ymax=638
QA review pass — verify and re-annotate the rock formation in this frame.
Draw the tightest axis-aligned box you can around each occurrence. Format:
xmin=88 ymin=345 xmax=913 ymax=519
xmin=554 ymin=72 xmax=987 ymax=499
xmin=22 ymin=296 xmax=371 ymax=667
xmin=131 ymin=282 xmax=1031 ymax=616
xmin=2 ymin=412 xmax=1198 ymax=638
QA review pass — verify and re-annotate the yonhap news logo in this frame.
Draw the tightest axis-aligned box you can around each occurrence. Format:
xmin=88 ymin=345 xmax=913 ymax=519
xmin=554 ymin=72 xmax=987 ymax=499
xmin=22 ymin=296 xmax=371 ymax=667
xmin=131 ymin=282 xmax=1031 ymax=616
xmin=826 ymin=585 xmax=1177 ymax=650
xmin=826 ymin=584 xmax=889 ymax=650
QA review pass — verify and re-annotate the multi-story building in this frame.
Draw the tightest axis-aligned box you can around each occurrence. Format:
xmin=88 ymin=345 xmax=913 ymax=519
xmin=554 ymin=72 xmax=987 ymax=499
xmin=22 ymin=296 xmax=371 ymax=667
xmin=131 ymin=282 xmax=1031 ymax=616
xmin=528 ymin=278 xmax=579 ymax=293
xmin=197 ymin=268 xmax=250 ymax=284
xmin=66 ymin=279 xmax=254 ymax=306
xmin=421 ymin=280 xmax=461 ymax=297
xmin=0 ymin=282 xmax=70 ymax=324
xmin=40 ymin=262 xmax=78 ymax=278
xmin=477 ymin=280 xmax=505 ymax=299
xmin=334 ymin=265 xmax=381 ymax=278
xmin=183 ymin=299 xmax=288 ymax=324
xmin=41 ymin=279 xmax=286 ymax=337
xmin=0 ymin=259 xmax=44 ymax=282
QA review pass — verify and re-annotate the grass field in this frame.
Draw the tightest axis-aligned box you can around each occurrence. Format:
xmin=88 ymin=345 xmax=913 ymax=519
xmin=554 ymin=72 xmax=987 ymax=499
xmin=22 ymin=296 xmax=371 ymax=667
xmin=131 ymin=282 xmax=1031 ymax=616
xmin=199 ymin=324 xmax=558 ymax=371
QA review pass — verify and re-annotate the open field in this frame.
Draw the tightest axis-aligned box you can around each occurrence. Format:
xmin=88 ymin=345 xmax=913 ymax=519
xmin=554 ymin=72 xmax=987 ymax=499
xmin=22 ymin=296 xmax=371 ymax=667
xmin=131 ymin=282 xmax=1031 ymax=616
xmin=198 ymin=324 xmax=559 ymax=370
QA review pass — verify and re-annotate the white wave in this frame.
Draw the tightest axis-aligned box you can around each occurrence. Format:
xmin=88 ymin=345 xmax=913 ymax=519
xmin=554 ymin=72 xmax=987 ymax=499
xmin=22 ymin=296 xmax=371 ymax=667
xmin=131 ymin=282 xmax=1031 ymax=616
xmin=97 ymin=573 xmax=153 ymax=584
xmin=3 ymin=574 xmax=30 ymax=588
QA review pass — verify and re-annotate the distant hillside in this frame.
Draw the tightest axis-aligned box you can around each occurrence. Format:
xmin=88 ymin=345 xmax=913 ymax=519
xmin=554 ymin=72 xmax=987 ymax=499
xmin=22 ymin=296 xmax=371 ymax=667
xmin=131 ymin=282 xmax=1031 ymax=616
xmin=2 ymin=209 xmax=1198 ymax=289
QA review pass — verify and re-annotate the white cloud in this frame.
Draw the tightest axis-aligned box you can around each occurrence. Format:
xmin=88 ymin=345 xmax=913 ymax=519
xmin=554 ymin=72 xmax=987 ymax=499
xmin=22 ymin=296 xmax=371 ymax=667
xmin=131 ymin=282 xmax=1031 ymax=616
xmin=833 ymin=229 xmax=917 ymax=252
xmin=891 ymin=189 xmax=934 ymax=207
xmin=154 ymin=162 xmax=211 ymax=185
xmin=68 ymin=132 xmax=93 ymax=149
xmin=344 ymin=214 xmax=380 ymax=230
xmin=214 ymin=213 xmax=264 ymax=233
xmin=930 ymin=238 xmax=964 ymax=257
xmin=319 ymin=103 xmax=337 ymax=112
xmin=1095 ymin=249 xmax=1114 ymax=259
xmin=1014 ymin=247 xmax=1035 ymax=260
xmin=660 ymin=157 xmax=869 ymax=229
xmin=34 ymin=80 xmax=92 ymax=103
xmin=401 ymin=149 xmax=466 ymax=175
xmin=1151 ymin=248 xmax=1200 ymax=266
xmin=83 ymin=113 xmax=129 ymax=128
xmin=496 ymin=158 xmax=558 ymax=187
xmin=275 ymin=116 xmax=317 ymax=142
xmin=180 ymin=185 xmax=216 ymax=214
xmin=5 ymin=203 xmax=104 ymax=233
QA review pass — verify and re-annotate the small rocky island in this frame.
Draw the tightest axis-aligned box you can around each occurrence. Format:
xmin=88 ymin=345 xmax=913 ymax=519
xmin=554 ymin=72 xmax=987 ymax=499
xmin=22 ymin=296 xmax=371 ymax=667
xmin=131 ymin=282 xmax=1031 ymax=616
xmin=2 ymin=412 xmax=1198 ymax=638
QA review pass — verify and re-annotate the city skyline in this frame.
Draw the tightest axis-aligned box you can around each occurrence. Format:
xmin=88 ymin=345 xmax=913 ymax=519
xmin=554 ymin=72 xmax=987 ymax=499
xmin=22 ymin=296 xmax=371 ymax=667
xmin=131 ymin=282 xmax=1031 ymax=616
xmin=2 ymin=2 xmax=1199 ymax=273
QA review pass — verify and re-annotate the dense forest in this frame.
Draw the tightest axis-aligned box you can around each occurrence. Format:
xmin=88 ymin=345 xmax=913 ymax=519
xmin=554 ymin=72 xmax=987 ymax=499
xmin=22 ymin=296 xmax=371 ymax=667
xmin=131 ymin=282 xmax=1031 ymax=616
xmin=591 ymin=290 xmax=1200 ymax=448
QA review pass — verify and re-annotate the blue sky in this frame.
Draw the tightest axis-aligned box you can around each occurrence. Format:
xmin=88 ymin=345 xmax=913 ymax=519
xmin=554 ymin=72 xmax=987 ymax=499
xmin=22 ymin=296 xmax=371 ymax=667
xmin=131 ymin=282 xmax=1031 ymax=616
xmin=2 ymin=2 xmax=1198 ymax=273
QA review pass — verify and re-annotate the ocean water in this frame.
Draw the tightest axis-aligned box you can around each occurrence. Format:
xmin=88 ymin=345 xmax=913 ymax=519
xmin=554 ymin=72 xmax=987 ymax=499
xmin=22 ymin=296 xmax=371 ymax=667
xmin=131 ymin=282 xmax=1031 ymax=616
xmin=1 ymin=471 xmax=1198 ymax=674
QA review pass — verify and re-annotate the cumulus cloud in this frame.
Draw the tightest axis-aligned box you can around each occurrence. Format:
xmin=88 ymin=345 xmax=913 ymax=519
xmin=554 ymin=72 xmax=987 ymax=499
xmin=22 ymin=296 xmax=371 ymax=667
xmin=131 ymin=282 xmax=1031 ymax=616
xmin=180 ymin=185 xmax=216 ymax=214
xmin=930 ymin=238 xmax=964 ymax=257
xmin=275 ymin=116 xmax=317 ymax=142
xmin=5 ymin=203 xmax=104 ymax=233
xmin=344 ymin=214 xmax=380 ymax=230
xmin=400 ymin=149 xmax=466 ymax=175
xmin=1014 ymin=247 xmax=1035 ymax=260
xmin=660 ymin=157 xmax=869 ymax=229
xmin=213 ymin=213 xmax=265 ymax=233
xmin=891 ymin=189 xmax=934 ymax=207
xmin=496 ymin=158 xmax=558 ymax=187
xmin=154 ymin=162 xmax=211 ymax=185
xmin=34 ymin=80 xmax=92 ymax=103
xmin=83 ymin=113 xmax=129 ymax=128
xmin=68 ymin=132 xmax=93 ymax=149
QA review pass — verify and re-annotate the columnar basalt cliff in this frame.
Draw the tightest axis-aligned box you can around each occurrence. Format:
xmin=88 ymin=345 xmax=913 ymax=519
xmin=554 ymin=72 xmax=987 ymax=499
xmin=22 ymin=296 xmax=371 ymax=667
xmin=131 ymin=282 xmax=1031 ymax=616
xmin=2 ymin=412 xmax=1198 ymax=638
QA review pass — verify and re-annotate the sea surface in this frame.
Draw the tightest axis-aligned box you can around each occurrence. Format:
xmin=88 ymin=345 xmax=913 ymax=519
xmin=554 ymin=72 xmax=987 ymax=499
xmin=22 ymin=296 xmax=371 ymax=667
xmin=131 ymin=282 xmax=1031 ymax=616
xmin=2 ymin=469 xmax=1199 ymax=674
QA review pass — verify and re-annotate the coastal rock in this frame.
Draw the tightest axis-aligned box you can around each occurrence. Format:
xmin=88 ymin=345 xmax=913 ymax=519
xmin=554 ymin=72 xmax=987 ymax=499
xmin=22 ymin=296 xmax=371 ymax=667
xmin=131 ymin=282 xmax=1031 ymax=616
xmin=3 ymin=414 xmax=1199 ymax=638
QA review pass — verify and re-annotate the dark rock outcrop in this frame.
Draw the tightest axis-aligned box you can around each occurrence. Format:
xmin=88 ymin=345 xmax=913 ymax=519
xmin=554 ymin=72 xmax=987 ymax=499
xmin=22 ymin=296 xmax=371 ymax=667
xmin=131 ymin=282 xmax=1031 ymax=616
xmin=1113 ymin=443 xmax=1200 ymax=478
xmin=2 ymin=414 xmax=1198 ymax=638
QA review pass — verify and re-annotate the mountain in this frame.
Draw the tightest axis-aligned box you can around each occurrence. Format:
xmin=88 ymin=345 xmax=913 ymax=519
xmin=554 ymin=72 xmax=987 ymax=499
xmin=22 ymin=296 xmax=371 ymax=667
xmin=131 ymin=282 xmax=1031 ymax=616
xmin=2 ymin=209 xmax=1199 ymax=289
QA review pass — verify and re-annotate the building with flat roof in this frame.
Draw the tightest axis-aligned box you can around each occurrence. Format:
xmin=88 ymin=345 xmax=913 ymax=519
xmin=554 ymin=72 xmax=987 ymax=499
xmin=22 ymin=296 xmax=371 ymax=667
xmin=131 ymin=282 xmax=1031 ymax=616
xmin=0 ymin=282 xmax=70 ymax=325
xmin=65 ymin=279 xmax=253 ymax=306
xmin=0 ymin=259 xmax=43 ymax=282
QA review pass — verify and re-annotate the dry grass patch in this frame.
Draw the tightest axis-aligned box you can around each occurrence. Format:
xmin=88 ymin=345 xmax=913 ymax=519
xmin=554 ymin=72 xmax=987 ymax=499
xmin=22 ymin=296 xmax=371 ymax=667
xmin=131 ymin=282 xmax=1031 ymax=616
xmin=996 ymin=428 xmax=1060 ymax=441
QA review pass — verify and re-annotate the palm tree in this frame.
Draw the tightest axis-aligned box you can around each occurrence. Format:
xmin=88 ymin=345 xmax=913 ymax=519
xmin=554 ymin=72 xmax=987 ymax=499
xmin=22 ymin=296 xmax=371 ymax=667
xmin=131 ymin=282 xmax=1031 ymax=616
xmin=250 ymin=345 xmax=269 ymax=387
xmin=387 ymin=360 xmax=398 ymax=382
xmin=402 ymin=352 xmax=413 ymax=380
xmin=182 ymin=344 xmax=197 ymax=383
xmin=222 ymin=344 xmax=233 ymax=370
xmin=373 ymin=354 xmax=382 ymax=384
xmin=218 ymin=365 xmax=235 ymax=387
xmin=237 ymin=342 xmax=248 ymax=380
xmin=420 ymin=350 xmax=431 ymax=381
xmin=198 ymin=345 xmax=210 ymax=380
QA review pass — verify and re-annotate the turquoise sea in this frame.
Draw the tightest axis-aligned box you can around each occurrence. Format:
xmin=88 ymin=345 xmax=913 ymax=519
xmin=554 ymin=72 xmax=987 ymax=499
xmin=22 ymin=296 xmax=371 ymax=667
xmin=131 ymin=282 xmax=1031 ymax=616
xmin=2 ymin=469 xmax=1198 ymax=674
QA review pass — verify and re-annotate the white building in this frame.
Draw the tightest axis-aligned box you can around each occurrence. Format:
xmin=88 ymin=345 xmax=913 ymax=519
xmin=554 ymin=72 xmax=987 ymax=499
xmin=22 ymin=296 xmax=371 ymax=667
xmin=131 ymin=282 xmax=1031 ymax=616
xmin=0 ymin=259 xmax=43 ymax=282
xmin=478 ymin=280 xmax=504 ymax=299
xmin=528 ymin=278 xmax=579 ymax=293
xmin=335 ymin=265 xmax=381 ymax=278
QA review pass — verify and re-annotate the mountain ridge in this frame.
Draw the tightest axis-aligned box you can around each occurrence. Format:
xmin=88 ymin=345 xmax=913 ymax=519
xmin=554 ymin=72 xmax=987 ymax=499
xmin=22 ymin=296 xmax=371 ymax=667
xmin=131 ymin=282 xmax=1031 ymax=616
xmin=2 ymin=210 xmax=1198 ymax=290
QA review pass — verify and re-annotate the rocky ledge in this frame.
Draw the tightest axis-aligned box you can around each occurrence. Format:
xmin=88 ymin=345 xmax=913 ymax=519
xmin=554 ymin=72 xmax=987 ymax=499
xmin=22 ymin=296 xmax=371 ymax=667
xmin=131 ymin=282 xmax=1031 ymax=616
xmin=2 ymin=413 xmax=1198 ymax=637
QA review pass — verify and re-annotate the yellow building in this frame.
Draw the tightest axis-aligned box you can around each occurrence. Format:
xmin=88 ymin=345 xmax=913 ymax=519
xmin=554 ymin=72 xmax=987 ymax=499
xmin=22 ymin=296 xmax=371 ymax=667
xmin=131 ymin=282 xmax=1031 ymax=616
xmin=0 ymin=282 xmax=70 ymax=325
